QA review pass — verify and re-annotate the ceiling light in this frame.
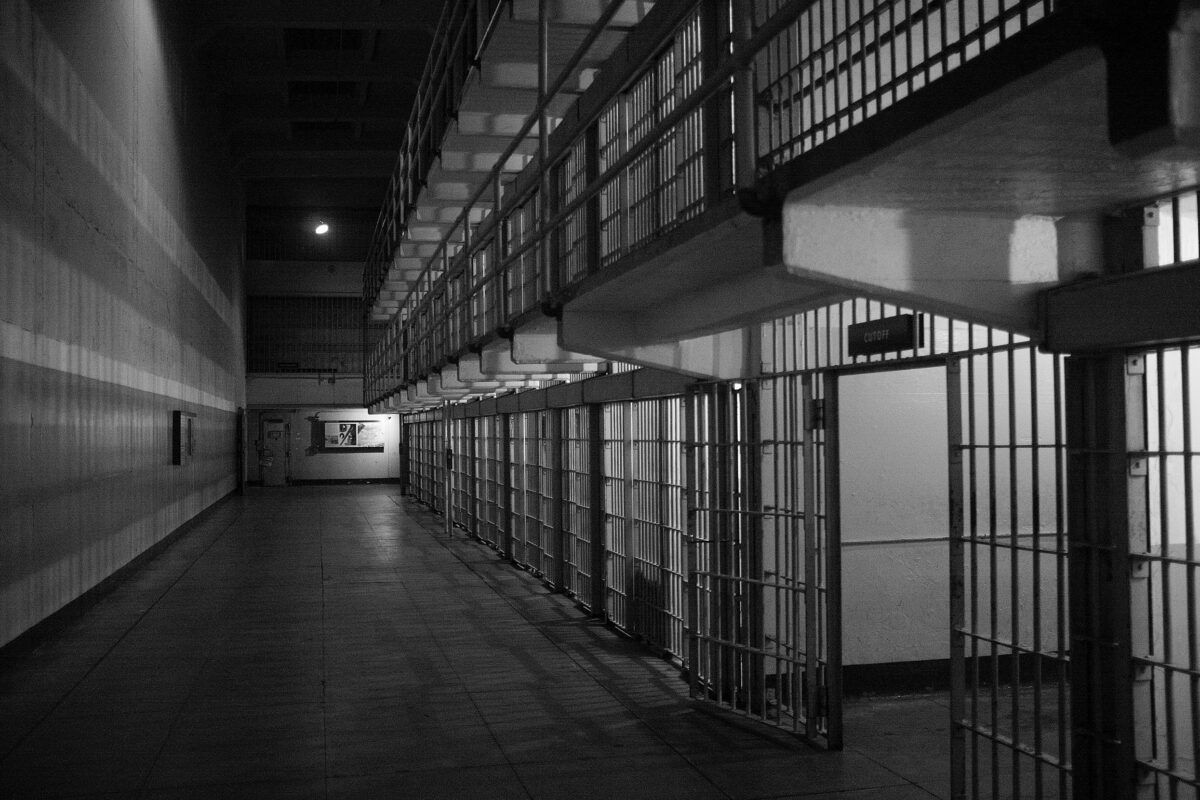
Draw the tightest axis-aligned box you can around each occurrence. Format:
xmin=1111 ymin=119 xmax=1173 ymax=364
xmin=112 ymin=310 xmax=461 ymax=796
xmin=314 ymin=222 xmax=329 ymax=235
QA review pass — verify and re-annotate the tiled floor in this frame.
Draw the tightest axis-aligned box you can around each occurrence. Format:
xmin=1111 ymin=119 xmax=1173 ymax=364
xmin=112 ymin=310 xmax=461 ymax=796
xmin=0 ymin=485 xmax=949 ymax=799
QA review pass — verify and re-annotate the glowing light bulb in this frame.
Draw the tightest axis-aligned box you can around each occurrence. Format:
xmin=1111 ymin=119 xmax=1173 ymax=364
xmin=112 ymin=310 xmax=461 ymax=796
xmin=314 ymin=222 xmax=329 ymax=235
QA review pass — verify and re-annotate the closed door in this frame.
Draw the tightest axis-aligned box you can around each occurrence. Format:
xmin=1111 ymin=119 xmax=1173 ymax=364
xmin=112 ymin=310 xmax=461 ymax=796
xmin=260 ymin=417 xmax=289 ymax=486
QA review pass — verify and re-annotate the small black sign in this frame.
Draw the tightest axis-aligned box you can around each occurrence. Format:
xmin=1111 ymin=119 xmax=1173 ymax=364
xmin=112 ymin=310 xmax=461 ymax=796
xmin=847 ymin=313 xmax=923 ymax=357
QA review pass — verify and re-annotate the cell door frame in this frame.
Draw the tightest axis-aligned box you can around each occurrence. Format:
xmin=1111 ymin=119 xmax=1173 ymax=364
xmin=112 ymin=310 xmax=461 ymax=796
xmin=821 ymin=354 xmax=954 ymax=753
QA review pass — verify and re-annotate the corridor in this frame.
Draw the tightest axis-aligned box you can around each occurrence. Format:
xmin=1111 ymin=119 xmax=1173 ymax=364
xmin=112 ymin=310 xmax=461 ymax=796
xmin=0 ymin=485 xmax=945 ymax=799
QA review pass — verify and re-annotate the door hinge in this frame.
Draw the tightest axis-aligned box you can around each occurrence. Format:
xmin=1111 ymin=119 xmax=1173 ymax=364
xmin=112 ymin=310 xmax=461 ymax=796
xmin=809 ymin=399 xmax=826 ymax=430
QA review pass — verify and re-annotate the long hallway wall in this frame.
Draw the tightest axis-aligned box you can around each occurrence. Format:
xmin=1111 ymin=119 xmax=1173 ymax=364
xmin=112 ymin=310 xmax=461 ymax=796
xmin=0 ymin=0 xmax=246 ymax=646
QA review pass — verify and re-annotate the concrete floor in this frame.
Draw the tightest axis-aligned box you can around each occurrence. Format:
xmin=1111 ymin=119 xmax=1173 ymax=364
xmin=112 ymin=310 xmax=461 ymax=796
xmin=0 ymin=485 xmax=948 ymax=799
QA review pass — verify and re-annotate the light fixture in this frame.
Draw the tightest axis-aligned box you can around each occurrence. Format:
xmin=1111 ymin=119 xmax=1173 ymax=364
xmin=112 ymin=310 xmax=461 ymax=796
xmin=314 ymin=221 xmax=329 ymax=235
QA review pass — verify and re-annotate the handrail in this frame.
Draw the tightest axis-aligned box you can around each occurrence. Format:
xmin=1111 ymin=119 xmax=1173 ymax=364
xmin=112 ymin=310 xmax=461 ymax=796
xmin=391 ymin=0 xmax=810 ymax=357
xmin=364 ymin=0 xmax=501 ymax=306
xmin=389 ymin=0 xmax=636 ymax=321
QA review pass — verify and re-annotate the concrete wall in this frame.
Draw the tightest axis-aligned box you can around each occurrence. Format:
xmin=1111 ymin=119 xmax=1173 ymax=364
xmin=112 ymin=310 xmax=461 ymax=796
xmin=838 ymin=362 xmax=1064 ymax=666
xmin=248 ymin=408 xmax=401 ymax=483
xmin=840 ymin=368 xmax=950 ymax=665
xmin=247 ymin=375 xmax=364 ymax=408
xmin=0 ymin=1 xmax=245 ymax=646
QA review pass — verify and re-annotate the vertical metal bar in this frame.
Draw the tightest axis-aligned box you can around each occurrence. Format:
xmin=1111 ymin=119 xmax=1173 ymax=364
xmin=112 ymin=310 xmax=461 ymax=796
xmin=709 ymin=386 xmax=727 ymax=705
xmin=1184 ymin=347 xmax=1199 ymax=800
xmin=405 ymin=419 xmax=414 ymax=499
xmin=802 ymin=374 xmax=820 ymax=740
xmin=500 ymin=412 xmax=513 ymax=559
xmin=1154 ymin=347 xmax=1177 ymax=792
xmin=538 ymin=0 xmax=556 ymax=299
xmin=986 ymin=334 xmax=1000 ymax=800
xmin=551 ymin=407 xmax=566 ymax=590
xmin=747 ymin=383 xmax=766 ymax=717
xmin=1054 ymin=353 xmax=1070 ymax=800
xmin=823 ymin=371 xmax=843 ymax=750
xmin=685 ymin=387 xmax=702 ymax=699
xmin=444 ymin=402 xmax=453 ymax=537
xmin=589 ymin=403 xmax=607 ymax=616
xmin=947 ymin=358 xmax=967 ymax=800
xmin=1128 ymin=351 xmax=1155 ymax=800
xmin=585 ymin=122 xmax=602 ymax=277
xmin=731 ymin=0 xmax=759 ymax=202
xmin=701 ymin=0 xmax=726 ymax=202
xmin=1007 ymin=346 xmax=1021 ymax=794
xmin=1029 ymin=348 xmax=1047 ymax=797
xmin=624 ymin=401 xmax=636 ymax=632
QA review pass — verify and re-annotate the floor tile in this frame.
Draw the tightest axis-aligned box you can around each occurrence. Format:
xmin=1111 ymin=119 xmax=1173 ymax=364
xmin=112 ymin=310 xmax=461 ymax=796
xmin=514 ymin=754 xmax=727 ymax=800
xmin=327 ymin=764 xmax=530 ymax=799
xmin=0 ymin=487 xmax=960 ymax=800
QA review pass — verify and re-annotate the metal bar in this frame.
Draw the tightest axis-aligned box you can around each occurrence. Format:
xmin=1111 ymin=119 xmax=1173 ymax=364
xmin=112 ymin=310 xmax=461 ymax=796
xmin=589 ymin=403 xmax=607 ymax=615
xmin=538 ymin=0 xmax=556 ymax=300
xmin=947 ymin=357 xmax=967 ymax=800
xmin=685 ymin=387 xmax=702 ymax=699
xmin=1184 ymin=347 xmax=1199 ymax=800
xmin=731 ymin=0 xmax=757 ymax=198
xmin=823 ymin=371 xmax=843 ymax=750
xmin=986 ymin=335 xmax=1000 ymax=800
xmin=623 ymin=401 xmax=636 ymax=632
xmin=1007 ymin=346 xmax=1022 ymax=795
xmin=444 ymin=401 xmax=453 ymax=536
xmin=802 ymin=373 xmax=821 ymax=740
xmin=501 ymin=411 xmax=514 ymax=558
xmin=551 ymin=407 xmax=566 ymax=589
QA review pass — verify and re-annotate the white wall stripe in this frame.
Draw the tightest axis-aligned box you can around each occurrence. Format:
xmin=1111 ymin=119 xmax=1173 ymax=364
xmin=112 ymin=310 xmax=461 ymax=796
xmin=1 ymin=319 xmax=237 ymax=412
xmin=0 ymin=478 xmax=235 ymax=647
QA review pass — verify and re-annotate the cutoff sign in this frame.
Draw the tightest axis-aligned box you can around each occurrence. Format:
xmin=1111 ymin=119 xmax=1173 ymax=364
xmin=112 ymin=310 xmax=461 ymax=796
xmin=847 ymin=313 xmax=923 ymax=357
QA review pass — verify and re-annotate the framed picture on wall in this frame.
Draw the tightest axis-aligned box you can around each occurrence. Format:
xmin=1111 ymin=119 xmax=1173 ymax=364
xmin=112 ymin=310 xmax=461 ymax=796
xmin=321 ymin=421 xmax=385 ymax=450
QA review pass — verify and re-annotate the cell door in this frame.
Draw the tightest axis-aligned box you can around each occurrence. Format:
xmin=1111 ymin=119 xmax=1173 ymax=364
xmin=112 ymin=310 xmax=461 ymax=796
xmin=946 ymin=347 xmax=1071 ymax=800
xmin=686 ymin=375 xmax=839 ymax=748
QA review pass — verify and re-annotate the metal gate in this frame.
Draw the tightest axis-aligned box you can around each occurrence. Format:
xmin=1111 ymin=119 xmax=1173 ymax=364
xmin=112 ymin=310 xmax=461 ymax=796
xmin=946 ymin=342 xmax=1071 ymax=800
xmin=1129 ymin=343 xmax=1199 ymax=799
xmin=685 ymin=374 xmax=838 ymax=747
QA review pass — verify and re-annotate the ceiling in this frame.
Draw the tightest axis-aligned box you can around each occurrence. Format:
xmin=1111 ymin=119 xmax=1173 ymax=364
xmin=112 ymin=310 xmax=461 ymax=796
xmin=186 ymin=0 xmax=447 ymax=265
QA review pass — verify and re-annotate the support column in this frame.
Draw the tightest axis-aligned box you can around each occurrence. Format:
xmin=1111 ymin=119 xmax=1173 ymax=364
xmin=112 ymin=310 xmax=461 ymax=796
xmin=1065 ymin=353 xmax=1139 ymax=800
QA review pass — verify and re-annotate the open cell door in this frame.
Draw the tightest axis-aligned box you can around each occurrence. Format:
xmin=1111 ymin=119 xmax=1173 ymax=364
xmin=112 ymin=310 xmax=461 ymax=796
xmin=947 ymin=349 xmax=1072 ymax=800
xmin=685 ymin=375 xmax=841 ymax=749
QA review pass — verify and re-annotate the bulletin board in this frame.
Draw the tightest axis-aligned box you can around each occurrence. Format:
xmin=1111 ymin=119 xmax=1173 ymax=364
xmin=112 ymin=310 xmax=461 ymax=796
xmin=320 ymin=421 xmax=385 ymax=450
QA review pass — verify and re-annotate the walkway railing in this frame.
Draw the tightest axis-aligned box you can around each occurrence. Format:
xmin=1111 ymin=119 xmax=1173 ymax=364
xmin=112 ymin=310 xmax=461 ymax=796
xmin=364 ymin=0 xmax=1061 ymax=407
